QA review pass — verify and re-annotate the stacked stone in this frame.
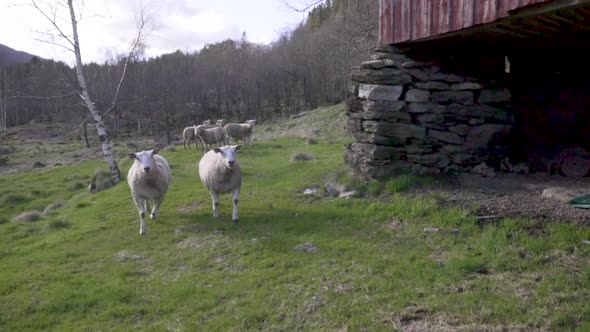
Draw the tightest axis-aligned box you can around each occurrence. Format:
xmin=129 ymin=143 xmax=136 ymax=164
xmin=345 ymin=45 xmax=513 ymax=179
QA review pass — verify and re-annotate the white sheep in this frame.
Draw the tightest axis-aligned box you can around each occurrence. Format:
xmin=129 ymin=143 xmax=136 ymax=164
xmin=202 ymin=119 xmax=212 ymax=126
xmin=194 ymin=120 xmax=226 ymax=151
xmin=224 ymin=120 xmax=256 ymax=147
xmin=127 ymin=148 xmax=172 ymax=235
xmin=182 ymin=125 xmax=198 ymax=150
xmin=198 ymin=126 xmax=228 ymax=152
xmin=195 ymin=124 xmax=214 ymax=151
xmin=198 ymin=145 xmax=242 ymax=222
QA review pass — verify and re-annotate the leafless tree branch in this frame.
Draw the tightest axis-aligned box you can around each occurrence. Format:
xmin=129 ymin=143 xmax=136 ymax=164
xmin=33 ymin=37 xmax=75 ymax=53
xmin=284 ymin=0 xmax=325 ymax=12
xmin=29 ymin=0 xmax=76 ymax=50
xmin=103 ymin=1 xmax=151 ymax=118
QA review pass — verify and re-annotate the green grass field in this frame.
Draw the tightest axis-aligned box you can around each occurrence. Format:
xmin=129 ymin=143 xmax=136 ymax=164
xmin=1 ymin=105 xmax=589 ymax=331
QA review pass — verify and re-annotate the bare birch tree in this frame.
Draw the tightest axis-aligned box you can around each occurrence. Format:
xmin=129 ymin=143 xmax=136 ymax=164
xmin=0 ymin=66 xmax=6 ymax=133
xmin=29 ymin=0 xmax=150 ymax=184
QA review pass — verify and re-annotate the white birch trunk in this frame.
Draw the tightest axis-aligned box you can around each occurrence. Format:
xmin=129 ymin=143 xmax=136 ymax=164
xmin=0 ymin=66 xmax=7 ymax=133
xmin=68 ymin=0 xmax=121 ymax=183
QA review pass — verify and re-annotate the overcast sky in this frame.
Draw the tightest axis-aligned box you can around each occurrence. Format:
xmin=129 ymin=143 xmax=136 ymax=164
xmin=0 ymin=0 xmax=308 ymax=64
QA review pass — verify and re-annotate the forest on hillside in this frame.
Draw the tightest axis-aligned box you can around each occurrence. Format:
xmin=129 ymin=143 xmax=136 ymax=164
xmin=0 ymin=0 xmax=377 ymax=140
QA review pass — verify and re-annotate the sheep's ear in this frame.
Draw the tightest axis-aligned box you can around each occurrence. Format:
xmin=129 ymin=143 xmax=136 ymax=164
xmin=234 ymin=145 xmax=242 ymax=151
xmin=213 ymin=148 xmax=222 ymax=153
xmin=151 ymin=148 xmax=159 ymax=156
xmin=128 ymin=153 xmax=136 ymax=159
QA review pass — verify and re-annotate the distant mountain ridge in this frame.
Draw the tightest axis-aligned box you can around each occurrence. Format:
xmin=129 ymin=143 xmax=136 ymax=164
xmin=0 ymin=43 xmax=43 ymax=65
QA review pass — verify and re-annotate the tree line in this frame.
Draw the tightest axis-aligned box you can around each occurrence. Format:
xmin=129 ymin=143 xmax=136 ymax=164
xmin=0 ymin=0 xmax=378 ymax=139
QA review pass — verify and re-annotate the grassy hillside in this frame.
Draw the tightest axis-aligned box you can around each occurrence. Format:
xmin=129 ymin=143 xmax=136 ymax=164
xmin=0 ymin=105 xmax=589 ymax=331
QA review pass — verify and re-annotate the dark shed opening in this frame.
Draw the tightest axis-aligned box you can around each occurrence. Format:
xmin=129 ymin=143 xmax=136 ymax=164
xmin=395 ymin=1 xmax=590 ymax=175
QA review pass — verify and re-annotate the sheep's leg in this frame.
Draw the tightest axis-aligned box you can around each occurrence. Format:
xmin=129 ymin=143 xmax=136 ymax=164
xmin=232 ymin=187 xmax=240 ymax=222
xmin=133 ymin=195 xmax=148 ymax=235
xmin=151 ymin=196 xmax=163 ymax=220
xmin=210 ymin=191 xmax=219 ymax=218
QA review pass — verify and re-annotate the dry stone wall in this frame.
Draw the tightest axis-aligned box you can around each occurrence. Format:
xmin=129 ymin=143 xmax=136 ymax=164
xmin=345 ymin=45 xmax=514 ymax=179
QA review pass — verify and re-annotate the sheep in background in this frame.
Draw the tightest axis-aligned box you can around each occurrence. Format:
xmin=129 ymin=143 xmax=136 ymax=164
xmin=202 ymin=119 xmax=212 ymax=126
xmin=224 ymin=119 xmax=256 ymax=147
xmin=127 ymin=148 xmax=172 ymax=235
xmin=194 ymin=119 xmax=226 ymax=151
xmin=182 ymin=125 xmax=198 ymax=150
xmin=198 ymin=145 xmax=242 ymax=222
xmin=198 ymin=126 xmax=227 ymax=152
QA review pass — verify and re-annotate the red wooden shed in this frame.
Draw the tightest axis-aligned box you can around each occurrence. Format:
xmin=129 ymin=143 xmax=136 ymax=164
xmin=371 ymin=0 xmax=590 ymax=176
xmin=379 ymin=0 xmax=590 ymax=46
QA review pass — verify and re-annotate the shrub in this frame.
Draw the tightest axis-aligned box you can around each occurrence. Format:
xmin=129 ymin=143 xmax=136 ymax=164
xmin=47 ymin=220 xmax=71 ymax=230
xmin=68 ymin=183 xmax=86 ymax=191
xmin=366 ymin=180 xmax=383 ymax=196
xmin=12 ymin=211 xmax=42 ymax=222
xmin=32 ymin=161 xmax=46 ymax=168
xmin=290 ymin=153 xmax=315 ymax=162
xmin=1 ymin=194 xmax=31 ymax=206
xmin=43 ymin=200 xmax=67 ymax=216
xmin=88 ymin=169 xmax=113 ymax=193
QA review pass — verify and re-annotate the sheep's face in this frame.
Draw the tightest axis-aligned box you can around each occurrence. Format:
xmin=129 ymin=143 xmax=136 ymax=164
xmin=213 ymin=145 xmax=241 ymax=169
xmin=216 ymin=119 xmax=225 ymax=126
xmin=128 ymin=149 xmax=159 ymax=174
xmin=246 ymin=120 xmax=256 ymax=127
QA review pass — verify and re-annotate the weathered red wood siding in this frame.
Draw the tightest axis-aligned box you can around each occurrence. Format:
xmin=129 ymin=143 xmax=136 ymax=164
xmin=380 ymin=0 xmax=553 ymax=44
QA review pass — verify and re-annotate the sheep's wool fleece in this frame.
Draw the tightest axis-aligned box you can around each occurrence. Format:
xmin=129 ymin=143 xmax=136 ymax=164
xmin=198 ymin=150 xmax=241 ymax=194
xmin=127 ymin=155 xmax=171 ymax=199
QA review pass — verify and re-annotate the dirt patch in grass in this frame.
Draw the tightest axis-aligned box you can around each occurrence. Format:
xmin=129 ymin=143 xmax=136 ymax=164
xmin=429 ymin=248 xmax=449 ymax=263
xmin=116 ymin=250 xmax=144 ymax=262
xmin=388 ymin=307 xmax=544 ymax=332
xmin=176 ymin=201 xmax=203 ymax=212
xmin=485 ymin=272 xmax=539 ymax=301
xmin=545 ymin=249 xmax=584 ymax=272
xmin=177 ymin=237 xmax=204 ymax=249
xmin=404 ymin=173 xmax=590 ymax=224
xmin=384 ymin=217 xmax=407 ymax=231
xmin=298 ymin=295 xmax=325 ymax=320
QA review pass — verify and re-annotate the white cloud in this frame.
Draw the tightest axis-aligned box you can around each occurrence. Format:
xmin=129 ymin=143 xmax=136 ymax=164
xmin=0 ymin=0 xmax=306 ymax=64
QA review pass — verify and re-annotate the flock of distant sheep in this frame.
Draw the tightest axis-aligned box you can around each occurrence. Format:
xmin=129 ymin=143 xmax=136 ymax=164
xmin=182 ymin=119 xmax=257 ymax=151
xmin=126 ymin=119 xmax=256 ymax=235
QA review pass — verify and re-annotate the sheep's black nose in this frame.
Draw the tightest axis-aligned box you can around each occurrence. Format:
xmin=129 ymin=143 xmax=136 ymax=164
xmin=228 ymin=161 xmax=235 ymax=166
xmin=144 ymin=167 xmax=151 ymax=172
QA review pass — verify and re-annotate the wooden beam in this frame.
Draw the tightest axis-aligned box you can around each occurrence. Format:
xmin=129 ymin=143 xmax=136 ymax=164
xmin=397 ymin=2 xmax=590 ymax=45
xmin=508 ymin=0 xmax=590 ymax=19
